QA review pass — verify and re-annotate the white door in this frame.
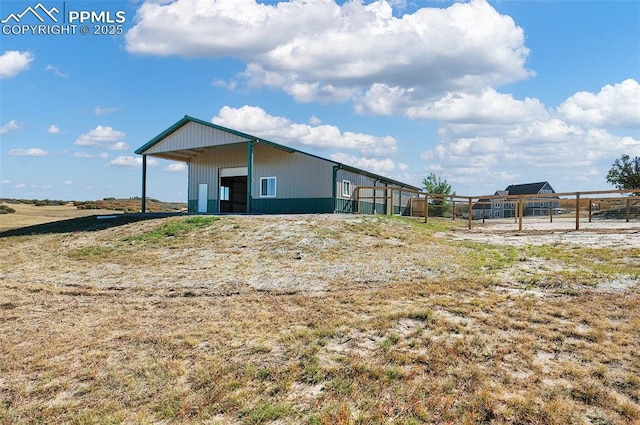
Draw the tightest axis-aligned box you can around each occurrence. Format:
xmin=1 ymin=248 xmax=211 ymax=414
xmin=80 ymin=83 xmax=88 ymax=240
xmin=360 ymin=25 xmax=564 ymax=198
xmin=197 ymin=184 xmax=208 ymax=213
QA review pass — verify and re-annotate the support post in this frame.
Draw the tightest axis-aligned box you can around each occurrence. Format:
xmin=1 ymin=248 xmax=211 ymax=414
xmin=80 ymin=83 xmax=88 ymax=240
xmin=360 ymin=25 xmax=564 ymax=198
xmin=482 ymin=203 xmax=485 ymax=224
xmin=575 ymin=193 xmax=580 ymax=230
xmin=467 ymin=199 xmax=472 ymax=230
xmin=626 ymin=197 xmax=631 ymax=222
xmin=389 ymin=189 xmax=394 ymax=216
xmin=550 ymin=199 xmax=553 ymax=223
xmin=425 ymin=195 xmax=429 ymax=223
xmin=373 ymin=181 xmax=377 ymax=214
xmin=518 ymin=195 xmax=523 ymax=231
xmin=355 ymin=187 xmax=360 ymax=214
xmin=247 ymin=140 xmax=254 ymax=213
xmin=588 ymin=199 xmax=592 ymax=223
xmin=452 ymin=201 xmax=456 ymax=221
xmin=141 ymin=154 xmax=147 ymax=213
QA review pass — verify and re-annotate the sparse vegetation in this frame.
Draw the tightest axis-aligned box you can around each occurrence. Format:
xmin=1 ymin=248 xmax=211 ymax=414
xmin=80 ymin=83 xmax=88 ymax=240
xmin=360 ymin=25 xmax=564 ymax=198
xmin=0 ymin=205 xmax=15 ymax=214
xmin=0 ymin=214 xmax=638 ymax=424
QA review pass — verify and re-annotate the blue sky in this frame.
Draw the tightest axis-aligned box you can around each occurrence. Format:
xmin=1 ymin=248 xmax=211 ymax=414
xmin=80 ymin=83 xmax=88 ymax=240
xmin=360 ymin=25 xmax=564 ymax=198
xmin=1 ymin=0 xmax=638 ymax=202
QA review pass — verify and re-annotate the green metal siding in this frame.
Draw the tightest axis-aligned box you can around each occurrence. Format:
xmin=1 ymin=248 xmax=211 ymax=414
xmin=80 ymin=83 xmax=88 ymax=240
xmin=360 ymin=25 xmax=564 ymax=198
xmin=251 ymin=198 xmax=334 ymax=214
xmin=187 ymin=199 xmax=218 ymax=213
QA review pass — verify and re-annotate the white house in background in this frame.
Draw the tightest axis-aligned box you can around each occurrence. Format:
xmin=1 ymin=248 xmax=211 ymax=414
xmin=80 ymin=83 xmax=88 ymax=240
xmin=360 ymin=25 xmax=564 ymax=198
xmin=135 ymin=116 xmax=419 ymax=214
xmin=472 ymin=182 xmax=560 ymax=219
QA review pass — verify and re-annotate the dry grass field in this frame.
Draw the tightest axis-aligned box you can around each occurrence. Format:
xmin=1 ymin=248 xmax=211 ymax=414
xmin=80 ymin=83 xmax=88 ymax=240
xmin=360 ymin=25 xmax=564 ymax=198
xmin=0 ymin=209 xmax=639 ymax=424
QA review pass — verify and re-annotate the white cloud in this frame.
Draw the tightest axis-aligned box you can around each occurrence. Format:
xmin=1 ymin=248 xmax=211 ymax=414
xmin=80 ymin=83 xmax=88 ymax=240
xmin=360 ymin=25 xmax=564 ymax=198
xmin=126 ymin=0 xmax=532 ymax=106
xmin=75 ymin=126 xmax=128 ymax=150
xmin=2 ymin=180 xmax=10 ymax=184
xmin=48 ymin=124 xmax=59 ymax=134
xmin=7 ymin=148 xmax=49 ymax=157
xmin=0 ymin=51 xmax=34 ymax=79
xmin=65 ymin=180 xmax=73 ymax=185
xmin=558 ymin=79 xmax=640 ymax=128
xmin=331 ymin=152 xmax=395 ymax=174
xmin=15 ymin=183 xmax=26 ymax=189
xmin=0 ymin=120 xmax=21 ymax=135
xmin=109 ymin=156 xmax=158 ymax=168
xmin=165 ymin=163 xmax=187 ymax=172
xmin=212 ymin=105 xmax=397 ymax=156
xmin=403 ymin=88 xmax=549 ymax=123
xmin=45 ymin=64 xmax=69 ymax=78
xmin=94 ymin=105 xmax=122 ymax=115
xmin=419 ymin=83 xmax=640 ymax=193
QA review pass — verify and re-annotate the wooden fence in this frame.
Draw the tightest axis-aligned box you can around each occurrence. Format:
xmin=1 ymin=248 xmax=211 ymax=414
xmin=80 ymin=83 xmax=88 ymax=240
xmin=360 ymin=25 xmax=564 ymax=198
xmin=354 ymin=186 xmax=640 ymax=230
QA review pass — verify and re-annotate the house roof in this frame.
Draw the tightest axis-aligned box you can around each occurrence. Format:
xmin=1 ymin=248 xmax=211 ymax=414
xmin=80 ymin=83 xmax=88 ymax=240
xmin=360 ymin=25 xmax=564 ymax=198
xmin=504 ymin=182 xmax=552 ymax=195
xmin=136 ymin=115 xmax=421 ymax=191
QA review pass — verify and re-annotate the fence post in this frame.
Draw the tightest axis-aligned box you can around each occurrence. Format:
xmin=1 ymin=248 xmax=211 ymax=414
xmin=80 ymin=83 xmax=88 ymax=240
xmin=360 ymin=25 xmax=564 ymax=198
xmin=355 ymin=186 xmax=360 ymax=214
xmin=518 ymin=195 xmax=524 ymax=231
xmin=452 ymin=200 xmax=456 ymax=221
xmin=467 ymin=199 xmax=472 ymax=230
xmin=575 ymin=193 xmax=580 ymax=230
xmin=389 ymin=189 xmax=393 ymax=216
xmin=588 ymin=199 xmax=592 ymax=223
xmin=626 ymin=197 xmax=631 ymax=222
xmin=424 ymin=195 xmax=429 ymax=223
xmin=482 ymin=203 xmax=485 ymax=224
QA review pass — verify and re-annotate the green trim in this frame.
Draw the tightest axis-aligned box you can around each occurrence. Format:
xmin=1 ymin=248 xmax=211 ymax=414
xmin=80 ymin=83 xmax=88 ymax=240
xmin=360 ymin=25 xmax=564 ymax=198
xmin=135 ymin=115 xmax=296 ymax=156
xmin=332 ymin=165 xmax=338 ymax=212
xmin=252 ymin=198 xmax=334 ymax=214
xmin=247 ymin=140 xmax=253 ymax=213
xmin=136 ymin=116 xmax=420 ymax=192
xmin=188 ymin=199 xmax=218 ymax=213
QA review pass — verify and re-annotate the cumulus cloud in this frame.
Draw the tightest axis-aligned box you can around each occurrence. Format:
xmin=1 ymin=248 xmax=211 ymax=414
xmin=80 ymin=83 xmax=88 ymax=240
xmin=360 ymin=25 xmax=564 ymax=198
xmin=126 ymin=0 xmax=532 ymax=106
xmin=419 ymin=81 xmax=640 ymax=192
xmin=0 ymin=51 xmax=34 ymax=79
xmin=165 ymin=163 xmax=187 ymax=172
xmin=0 ymin=120 xmax=21 ymax=134
xmin=75 ymin=126 xmax=128 ymax=150
xmin=331 ymin=152 xmax=395 ymax=174
xmin=558 ymin=79 xmax=640 ymax=128
xmin=48 ymin=124 xmax=59 ymax=134
xmin=403 ymin=88 xmax=549 ymax=123
xmin=212 ymin=105 xmax=397 ymax=156
xmin=109 ymin=156 xmax=158 ymax=168
xmin=7 ymin=148 xmax=49 ymax=157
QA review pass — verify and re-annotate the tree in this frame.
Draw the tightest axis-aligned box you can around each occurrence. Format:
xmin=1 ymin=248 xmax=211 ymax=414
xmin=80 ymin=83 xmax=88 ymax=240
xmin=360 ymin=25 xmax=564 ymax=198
xmin=606 ymin=154 xmax=640 ymax=194
xmin=422 ymin=173 xmax=454 ymax=216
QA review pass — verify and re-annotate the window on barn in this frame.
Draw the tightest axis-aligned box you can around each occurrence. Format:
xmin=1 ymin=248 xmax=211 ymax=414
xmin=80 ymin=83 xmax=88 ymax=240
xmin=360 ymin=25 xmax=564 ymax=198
xmin=260 ymin=177 xmax=276 ymax=197
xmin=342 ymin=180 xmax=352 ymax=198
xmin=220 ymin=185 xmax=230 ymax=201
xmin=494 ymin=211 xmax=501 ymax=217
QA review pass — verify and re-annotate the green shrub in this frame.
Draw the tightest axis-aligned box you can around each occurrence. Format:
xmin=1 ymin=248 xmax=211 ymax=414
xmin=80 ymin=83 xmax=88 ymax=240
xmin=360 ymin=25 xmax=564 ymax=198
xmin=0 ymin=205 xmax=15 ymax=214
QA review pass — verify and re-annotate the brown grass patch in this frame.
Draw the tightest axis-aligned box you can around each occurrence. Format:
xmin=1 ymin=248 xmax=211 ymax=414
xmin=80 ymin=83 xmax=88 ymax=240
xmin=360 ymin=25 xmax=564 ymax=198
xmin=0 ymin=214 xmax=638 ymax=423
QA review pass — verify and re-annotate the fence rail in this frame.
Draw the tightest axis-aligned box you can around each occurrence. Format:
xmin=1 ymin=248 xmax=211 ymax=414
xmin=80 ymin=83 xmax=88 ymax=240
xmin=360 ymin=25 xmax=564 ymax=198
xmin=354 ymin=186 xmax=640 ymax=231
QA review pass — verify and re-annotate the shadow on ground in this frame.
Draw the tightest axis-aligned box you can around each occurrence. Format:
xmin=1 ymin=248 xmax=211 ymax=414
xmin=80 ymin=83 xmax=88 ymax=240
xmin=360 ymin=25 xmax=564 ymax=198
xmin=0 ymin=213 xmax=183 ymax=237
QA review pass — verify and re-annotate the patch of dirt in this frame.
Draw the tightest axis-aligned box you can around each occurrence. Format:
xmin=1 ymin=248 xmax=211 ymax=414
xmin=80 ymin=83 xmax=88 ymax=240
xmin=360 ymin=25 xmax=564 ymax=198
xmin=446 ymin=217 xmax=640 ymax=248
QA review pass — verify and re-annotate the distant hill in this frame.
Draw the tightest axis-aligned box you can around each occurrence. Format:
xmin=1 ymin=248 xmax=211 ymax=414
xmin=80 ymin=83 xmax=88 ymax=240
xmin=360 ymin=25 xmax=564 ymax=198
xmin=1 ymin=197 xmax=187 ymax=213
xmin=74 ymin=197 xmax=187 ymax=213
